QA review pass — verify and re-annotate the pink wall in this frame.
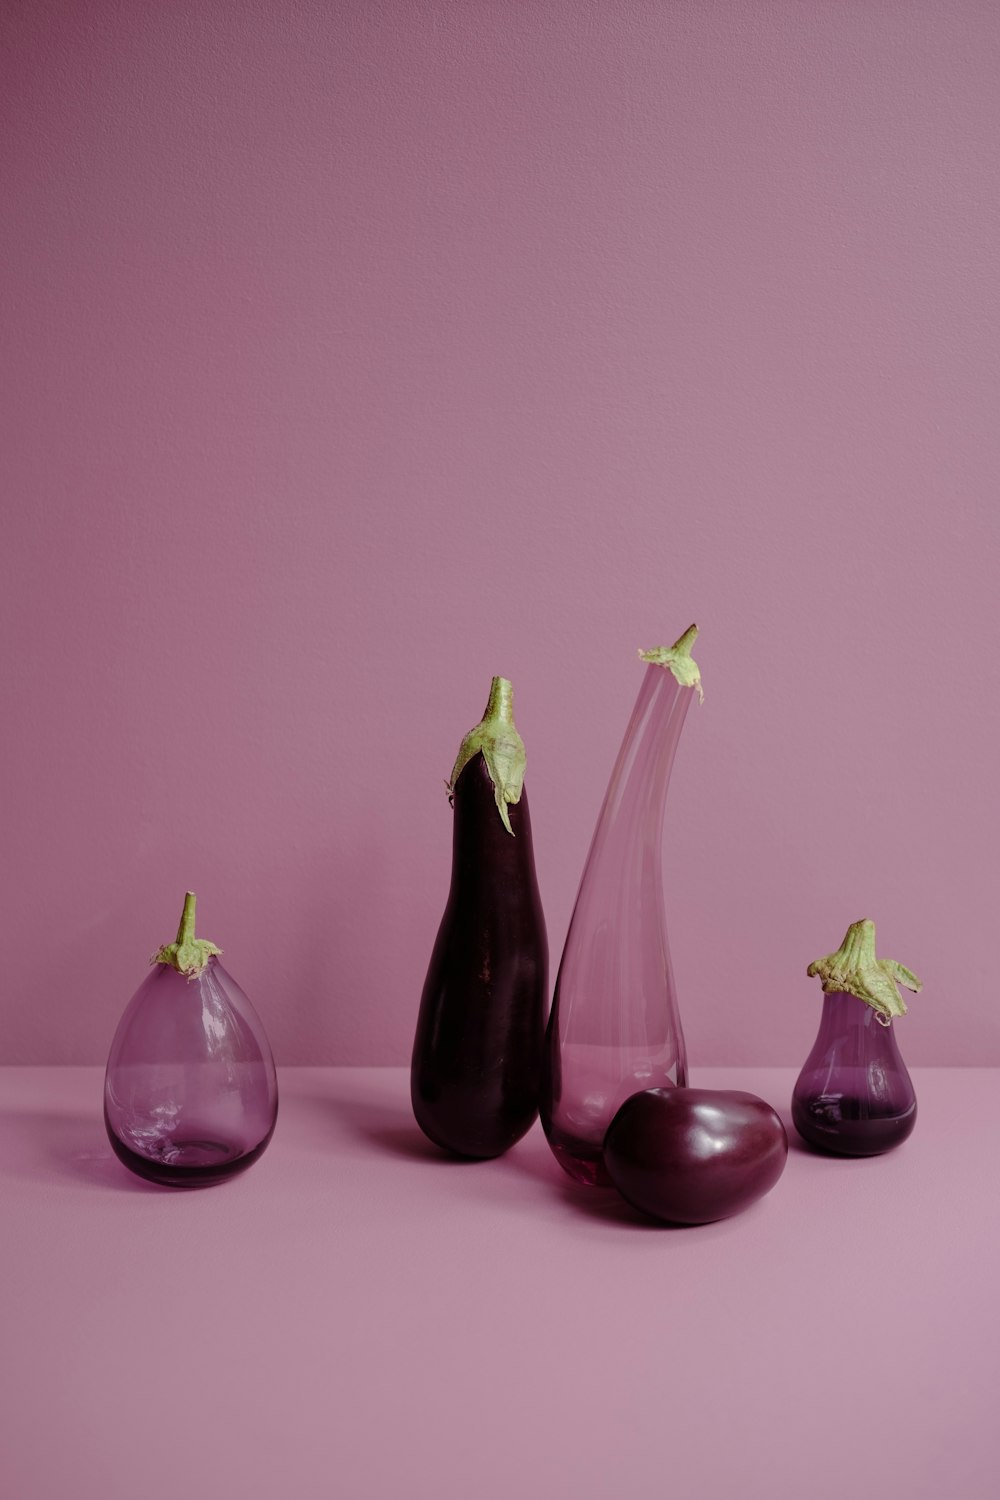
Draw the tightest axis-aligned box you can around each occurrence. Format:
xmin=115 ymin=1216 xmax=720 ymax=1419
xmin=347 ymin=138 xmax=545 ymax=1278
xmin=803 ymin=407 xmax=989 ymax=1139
xmin=2 ymin=0 xmax=997 ymax=1066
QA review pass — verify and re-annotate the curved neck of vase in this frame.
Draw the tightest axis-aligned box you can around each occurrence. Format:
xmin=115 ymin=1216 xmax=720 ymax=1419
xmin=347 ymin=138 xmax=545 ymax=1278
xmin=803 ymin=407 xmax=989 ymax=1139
xmin=591 ymin=663 xmax=693 ymax=871
xmin=815 ymin=991 xmax=905 ymax=1058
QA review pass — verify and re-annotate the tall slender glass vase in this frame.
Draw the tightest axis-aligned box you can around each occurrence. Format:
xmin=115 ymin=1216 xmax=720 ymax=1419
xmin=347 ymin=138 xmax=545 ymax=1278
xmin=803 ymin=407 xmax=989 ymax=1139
xmin=540 ymin=627 xmax=702 ymax=1185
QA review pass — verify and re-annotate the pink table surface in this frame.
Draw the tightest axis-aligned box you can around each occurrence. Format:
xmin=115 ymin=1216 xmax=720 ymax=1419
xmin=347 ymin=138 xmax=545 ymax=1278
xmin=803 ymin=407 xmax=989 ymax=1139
xmin=2 ymin=1067 xmax=996 ymax=1500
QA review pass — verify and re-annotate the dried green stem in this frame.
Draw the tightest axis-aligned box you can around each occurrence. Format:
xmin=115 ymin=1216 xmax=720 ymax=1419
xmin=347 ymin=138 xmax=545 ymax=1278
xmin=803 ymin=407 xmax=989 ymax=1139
xmin=639 ymin=624 xmax=704 ymax=701
xmin=807 ymin=918 xmax=921 ymax=1023
xmin=447 ymin=675 xmax=525 ymax=836
xmin=153 ymin=891 xmax=222 ymax=977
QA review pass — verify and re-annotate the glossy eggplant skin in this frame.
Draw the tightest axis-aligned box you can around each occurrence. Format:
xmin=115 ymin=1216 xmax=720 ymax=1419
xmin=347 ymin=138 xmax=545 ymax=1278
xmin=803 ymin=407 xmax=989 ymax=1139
xmin=411 ymin=755 xmax=548 ymax=1158
xmin=604 ymin=1087 xmax=788 ymax=1225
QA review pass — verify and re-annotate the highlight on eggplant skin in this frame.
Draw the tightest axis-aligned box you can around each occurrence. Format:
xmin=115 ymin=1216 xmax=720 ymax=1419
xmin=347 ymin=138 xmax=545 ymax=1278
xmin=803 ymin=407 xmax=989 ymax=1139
xmin=411 ymin=681 xmax=548 ymax=1159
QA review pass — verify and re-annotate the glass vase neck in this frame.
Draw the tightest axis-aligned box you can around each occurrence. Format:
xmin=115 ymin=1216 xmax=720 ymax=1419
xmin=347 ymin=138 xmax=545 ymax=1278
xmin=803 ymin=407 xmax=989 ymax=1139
xmin=590 ymin=664 xmax=693 ymax=877
xmin=814 ymin=990 xmax=905 ymax=1051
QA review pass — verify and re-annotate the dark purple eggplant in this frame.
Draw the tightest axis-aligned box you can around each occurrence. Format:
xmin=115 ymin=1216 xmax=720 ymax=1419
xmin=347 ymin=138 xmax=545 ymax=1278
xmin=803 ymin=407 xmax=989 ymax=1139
xmin=603 ymin=1087 xmax=788 ymax=1224
xmin=411 ymin=677 xmax=548 ymax=1158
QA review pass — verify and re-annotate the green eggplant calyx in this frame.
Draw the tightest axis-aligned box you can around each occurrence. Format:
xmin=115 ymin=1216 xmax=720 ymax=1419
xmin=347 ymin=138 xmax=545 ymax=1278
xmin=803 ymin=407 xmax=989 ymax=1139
xmin=446 ymin=675 xmax=526 ymax=837
xmin=153 ymin=891 xmax=222 ymax=978
xmin=806 ymin=918 xmax=921 ymax=1023
xmin=639 ymin=624 xmax=704 ymax=702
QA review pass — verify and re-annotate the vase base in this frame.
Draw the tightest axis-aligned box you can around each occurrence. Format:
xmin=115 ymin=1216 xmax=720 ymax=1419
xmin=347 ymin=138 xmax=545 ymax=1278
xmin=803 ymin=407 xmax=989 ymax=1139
xmin=544 ymin=1125 xmax=615 ymax=1187
xmin=105 ymin=1114 xmax=276 ymax=1187
xmin=791 ymin=1099 xmax=916 ymax=1157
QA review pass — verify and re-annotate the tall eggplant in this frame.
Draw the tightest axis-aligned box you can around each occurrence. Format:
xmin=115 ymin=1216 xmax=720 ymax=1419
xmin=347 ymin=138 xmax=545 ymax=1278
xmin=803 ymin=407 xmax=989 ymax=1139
xmin=411 ymin=676 xmax=548 ymax=1158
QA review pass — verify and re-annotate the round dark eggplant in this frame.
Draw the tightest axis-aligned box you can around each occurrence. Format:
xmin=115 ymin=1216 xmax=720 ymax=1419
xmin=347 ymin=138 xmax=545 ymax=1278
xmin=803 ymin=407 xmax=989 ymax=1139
xmin=411 ymin=753 xmax=548 ymax=1159
xmin=603 ymin=1087 xmax=788 ymax=1225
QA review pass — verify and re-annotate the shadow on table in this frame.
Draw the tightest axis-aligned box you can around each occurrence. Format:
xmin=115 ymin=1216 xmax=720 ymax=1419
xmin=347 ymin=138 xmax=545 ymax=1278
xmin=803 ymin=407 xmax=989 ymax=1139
xmin=547 ymin=1173 xmax=775 ymax=1236
xmin=521 ymin=1134 xmax=769 ymax=1235
xmin=0 ymin=1107 xmax=162 ymax=1193
xmin=310 ymin=1084 xmax=755 ymax=1234
xmin=310 ymin=1078 xmax=549 ymax=1170
xmin=313 ymin=1087 xmax=462 ymax=1164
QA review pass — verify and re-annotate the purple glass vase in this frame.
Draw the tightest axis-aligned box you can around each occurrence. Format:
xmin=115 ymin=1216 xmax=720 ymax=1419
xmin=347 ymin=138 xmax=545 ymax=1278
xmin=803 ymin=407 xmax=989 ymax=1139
xmin=104 ymin=893 xmax=278 ymax=1186
xmin=792 ymin=992 xmax=916 ymax=1156
xmin=540 ymin=628 xmax=701 ymax=1185
xmin=793 ymin=919 xmax=921 ymax=1157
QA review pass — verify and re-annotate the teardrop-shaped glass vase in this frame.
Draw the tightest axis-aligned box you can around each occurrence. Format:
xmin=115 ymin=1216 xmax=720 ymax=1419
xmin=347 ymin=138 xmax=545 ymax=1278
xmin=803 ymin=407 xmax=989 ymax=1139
xmin=104 ymin=894 xmax=278 ymax=1186
xmin=792 ymin=993 xmax=917 ymax=1156
xmin=540 ymin=629 xmax=701 ymax=1185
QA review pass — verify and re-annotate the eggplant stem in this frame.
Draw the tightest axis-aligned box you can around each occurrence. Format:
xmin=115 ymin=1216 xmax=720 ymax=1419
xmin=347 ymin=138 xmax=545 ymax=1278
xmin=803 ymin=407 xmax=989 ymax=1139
xmin=447 ymin=676 xmax=526 ymax=836
xmin=175 ymin=891 xmax=197 ymax=948
xmin=806 ymin=918 xmax=921 ymax=1022
xmin=638 ymin=624 xmax=703 ymax=701
xmin=153 ymin=890 xmax=222 ymax=977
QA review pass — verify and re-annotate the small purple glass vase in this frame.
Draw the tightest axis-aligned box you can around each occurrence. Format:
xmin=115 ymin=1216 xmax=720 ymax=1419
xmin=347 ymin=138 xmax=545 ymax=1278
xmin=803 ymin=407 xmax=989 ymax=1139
xmin=104 ymin=892 xmax=278 ymax=1186
xmin=792 ymin=919 xmax=921 ymax=1157
xmin=540 ymin=627 xmax=701 ymax=1186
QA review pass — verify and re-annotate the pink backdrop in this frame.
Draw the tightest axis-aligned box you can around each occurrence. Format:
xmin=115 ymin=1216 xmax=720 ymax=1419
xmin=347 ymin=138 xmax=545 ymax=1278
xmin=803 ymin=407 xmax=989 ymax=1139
xmin=2 ymin=0 xmax=997 ymax=1066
